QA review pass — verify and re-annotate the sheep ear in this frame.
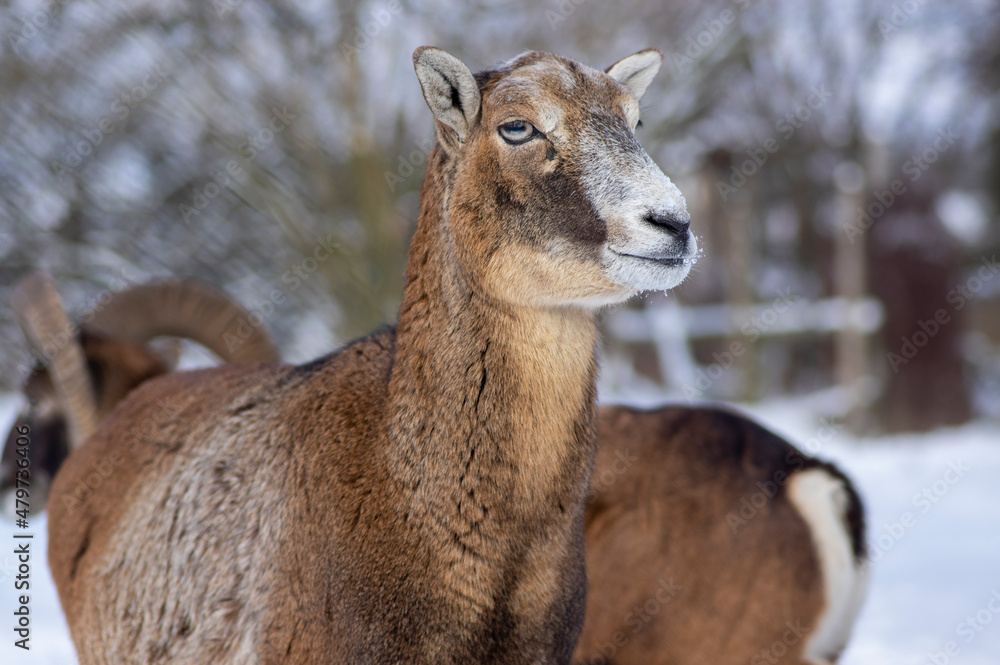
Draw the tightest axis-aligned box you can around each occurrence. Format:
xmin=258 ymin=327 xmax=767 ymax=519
xmin=606 ymin=49 xmax=663 ymax=101
xmin=413 ymin=47 xmax=481 ymax=148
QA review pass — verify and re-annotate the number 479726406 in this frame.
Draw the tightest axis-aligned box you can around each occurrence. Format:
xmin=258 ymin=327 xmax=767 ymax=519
xmin=13 ymin=425 xmax=31 ymax=525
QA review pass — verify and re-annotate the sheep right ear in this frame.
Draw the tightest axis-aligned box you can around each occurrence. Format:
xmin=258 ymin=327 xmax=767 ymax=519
xmin=413 ymin=47 xmax=481 ymax=149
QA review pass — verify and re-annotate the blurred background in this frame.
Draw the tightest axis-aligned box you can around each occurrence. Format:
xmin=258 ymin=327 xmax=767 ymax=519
xmin=1 ymin=0 xmax=999 ymax=664
xmin=2 ymin=0 xmax=999 ymax=433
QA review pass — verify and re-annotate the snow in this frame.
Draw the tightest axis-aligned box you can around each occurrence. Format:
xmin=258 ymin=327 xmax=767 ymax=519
xmin=1 ymin=394 xmax=998 ymax=664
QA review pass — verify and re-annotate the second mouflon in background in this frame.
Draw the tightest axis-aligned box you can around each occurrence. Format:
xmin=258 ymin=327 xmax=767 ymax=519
xmin=7 ymin=286 xmax=868 ymax=664
xmin=45 ymin=47 xmax=697 ymax=663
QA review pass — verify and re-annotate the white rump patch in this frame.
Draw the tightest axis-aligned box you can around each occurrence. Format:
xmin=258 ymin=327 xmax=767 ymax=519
xmin=788 ymin=468 xmax=869 ymax=662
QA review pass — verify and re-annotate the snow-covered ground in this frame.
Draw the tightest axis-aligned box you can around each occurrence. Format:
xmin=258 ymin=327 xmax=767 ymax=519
xmin=1 ymin=392 xmax=998 ymax=665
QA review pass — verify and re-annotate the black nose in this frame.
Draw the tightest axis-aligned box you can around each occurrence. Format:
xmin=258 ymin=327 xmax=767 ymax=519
xmin=645 ymin=211 xmax=690 ymax=236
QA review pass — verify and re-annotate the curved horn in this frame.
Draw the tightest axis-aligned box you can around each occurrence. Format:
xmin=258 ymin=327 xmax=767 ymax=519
xmin=85 ymin=281 xmax=280 ymax=364
xmin=10 ymin=272 xmax=99 ymax=448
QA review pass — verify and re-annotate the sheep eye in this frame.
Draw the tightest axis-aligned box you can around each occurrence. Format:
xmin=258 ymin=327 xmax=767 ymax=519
xmin=498 ymin=120 xmax=538 ymax=145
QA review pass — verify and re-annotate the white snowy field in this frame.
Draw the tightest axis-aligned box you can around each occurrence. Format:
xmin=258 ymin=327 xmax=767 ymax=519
xmin=1 ymin=392 xmax=998 ymax=665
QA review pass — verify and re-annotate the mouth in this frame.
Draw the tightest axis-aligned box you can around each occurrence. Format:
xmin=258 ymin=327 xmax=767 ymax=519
xmin=607 ymin=248 xmax=696 ymax=267
xmin=603 ymin=240 xmax=699 ymax=295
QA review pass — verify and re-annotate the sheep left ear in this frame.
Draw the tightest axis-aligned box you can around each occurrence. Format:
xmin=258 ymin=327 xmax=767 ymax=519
xmin=606 ymin=49 xmax=663 ymax=101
